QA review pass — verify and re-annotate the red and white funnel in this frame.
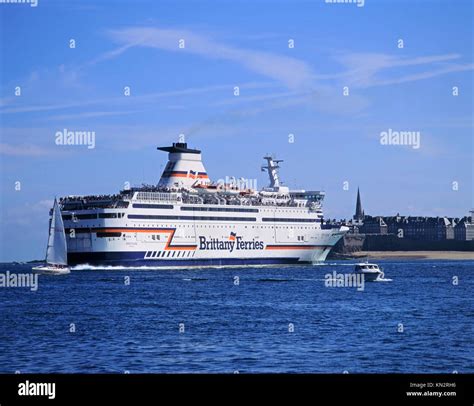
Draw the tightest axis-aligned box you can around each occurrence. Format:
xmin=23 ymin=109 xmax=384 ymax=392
xmin=157 ymin=142 xmax=210 ymax=188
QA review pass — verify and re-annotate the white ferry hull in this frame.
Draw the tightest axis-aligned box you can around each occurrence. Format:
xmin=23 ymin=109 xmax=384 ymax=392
xmin=64 ymin=206 xmax=347 ymax=267
xmin=59 ymin=142 xmax=348 ymax=268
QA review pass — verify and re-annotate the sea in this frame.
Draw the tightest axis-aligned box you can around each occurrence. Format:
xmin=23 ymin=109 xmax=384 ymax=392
xmin=0 ymin=260 xmax=472 ymax=373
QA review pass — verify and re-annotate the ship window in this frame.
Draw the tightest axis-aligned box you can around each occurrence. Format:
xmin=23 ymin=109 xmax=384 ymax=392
xmin=76 ymin=214 xmax=98 ymax=220
xmin=99 ymin=213 xmax=118 ymax=219
xmin=262 ymin=218 xmax=317 ymax=223
xmin=181 ymin=206 xmax=259 ymax=213
xmin=128 ymin=214 xmax=256 ymax=222
xmin=97 ymin=232 xmax=122 ymax=238
xmin=132 ymin=204 xmax=174 ymax=209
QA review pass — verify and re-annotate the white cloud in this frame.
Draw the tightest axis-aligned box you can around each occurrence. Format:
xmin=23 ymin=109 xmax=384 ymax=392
xmin=334 ymin=52 xmax=473 ymax=88
xmin=367 ymin=63 xmax=474 ymax=87
xmin=0 ymin=82 xmax=276 ymax=114
xmin=108 ymin=27 xmax=315 ymax=90
xmin=0 ymin=143 xmax=58 ymax=157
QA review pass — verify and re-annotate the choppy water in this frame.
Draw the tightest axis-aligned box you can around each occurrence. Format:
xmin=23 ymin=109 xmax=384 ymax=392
xmin=0 ymin=261 xmax=472 ymax=373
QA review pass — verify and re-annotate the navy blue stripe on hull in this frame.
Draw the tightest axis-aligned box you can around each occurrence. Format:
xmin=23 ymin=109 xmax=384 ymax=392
xmin=68 ymin=252 xmax=309 ymax=267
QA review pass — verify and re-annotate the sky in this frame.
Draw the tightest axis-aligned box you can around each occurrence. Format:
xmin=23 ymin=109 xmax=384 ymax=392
xmin=0 ymin=0 xmax=473 ymax=261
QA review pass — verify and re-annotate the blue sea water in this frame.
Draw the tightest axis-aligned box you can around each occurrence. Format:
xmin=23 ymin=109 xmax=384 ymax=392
xmin=0 ymin=260 xmax=472 ymax=373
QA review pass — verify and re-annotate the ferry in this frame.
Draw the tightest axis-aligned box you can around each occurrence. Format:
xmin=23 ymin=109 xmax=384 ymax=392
xmin=57 ymin=142 xmax=348 ymax=267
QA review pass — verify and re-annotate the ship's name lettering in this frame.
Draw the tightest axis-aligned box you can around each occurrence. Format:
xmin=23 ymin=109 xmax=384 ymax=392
xmin=199 ymin=237 xmax=264 ymax=252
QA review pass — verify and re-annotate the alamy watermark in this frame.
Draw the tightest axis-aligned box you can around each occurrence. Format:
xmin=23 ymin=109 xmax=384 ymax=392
xmin=325 ymin=0 xmax=364 ymax=8
xmin=216 ymin=176 xmax=257 ymax=191
xmin=18 ymin=381 xmax=55 ymax=400
xmin=380 ymin=128 xmax=421 ymax=150
xmin=0 ymin=271 xmax=38 ymax=291
xmin=325 ymin=271 xmax=365 ymax=291
xmin=0 ymin=0 xmax=38 ymax=7
xmin=55 ymin=128 xmax=96 ymax=149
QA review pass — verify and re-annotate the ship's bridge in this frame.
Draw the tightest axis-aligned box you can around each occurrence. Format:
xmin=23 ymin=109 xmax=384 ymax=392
xmin=290 ymin=190 xmax=325 ymax=202
xmin=290 ymin=190 xmax=325 ymax=211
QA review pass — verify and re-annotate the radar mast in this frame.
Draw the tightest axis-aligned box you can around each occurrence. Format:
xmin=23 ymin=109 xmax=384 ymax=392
xmin=262 ymin=156 xmax=283 ymax=189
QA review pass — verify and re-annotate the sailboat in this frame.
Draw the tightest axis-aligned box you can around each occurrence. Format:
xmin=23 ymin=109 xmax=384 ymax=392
xmin=32 ymin=198 xmax=71 ymax=274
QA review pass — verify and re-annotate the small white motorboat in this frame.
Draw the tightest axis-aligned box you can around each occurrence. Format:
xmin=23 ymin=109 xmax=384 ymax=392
xmin=32 ymin=198 xmax=71 ymax=275
xmin=354 ymin=262 xmax=384 ymax=282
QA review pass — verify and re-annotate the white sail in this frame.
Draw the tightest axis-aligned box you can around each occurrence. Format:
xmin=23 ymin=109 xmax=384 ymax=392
xmin=46 ymin=199 xmax=68 ymax=266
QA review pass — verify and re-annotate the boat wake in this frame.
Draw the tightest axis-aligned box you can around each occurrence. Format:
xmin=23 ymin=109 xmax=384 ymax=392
xmin=71 ymin=264 xmax=284 ymax=271
xmin=71 ymin=264 xmax=184 ymax=271
xmin=374 ymin=278 xmax=393 ymax=282
xmin=71 ymin=263 xmax=302 ymax=271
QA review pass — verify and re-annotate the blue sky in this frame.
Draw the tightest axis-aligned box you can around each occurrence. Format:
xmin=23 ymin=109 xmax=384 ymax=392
xmin=0 ymin=0 xmax=473 ymax=261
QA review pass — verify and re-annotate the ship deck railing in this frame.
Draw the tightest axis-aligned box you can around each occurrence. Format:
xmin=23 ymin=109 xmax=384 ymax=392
xmin=60 ymin=188 xmax=323 ymax=210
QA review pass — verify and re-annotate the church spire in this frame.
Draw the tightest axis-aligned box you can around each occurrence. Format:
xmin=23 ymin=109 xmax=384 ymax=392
xmin=354 ymin=187 xmax=364 ymax=221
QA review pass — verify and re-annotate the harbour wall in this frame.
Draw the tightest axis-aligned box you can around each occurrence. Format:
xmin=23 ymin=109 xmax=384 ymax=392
xmin=332 ymin=233 xmax=474 ymax=255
